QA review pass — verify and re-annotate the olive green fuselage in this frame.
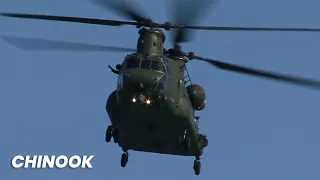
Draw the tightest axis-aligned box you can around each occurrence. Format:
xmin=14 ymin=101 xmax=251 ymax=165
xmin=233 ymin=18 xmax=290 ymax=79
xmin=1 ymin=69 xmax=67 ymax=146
xmin=106 ymin=54 xmax=204 ymax=157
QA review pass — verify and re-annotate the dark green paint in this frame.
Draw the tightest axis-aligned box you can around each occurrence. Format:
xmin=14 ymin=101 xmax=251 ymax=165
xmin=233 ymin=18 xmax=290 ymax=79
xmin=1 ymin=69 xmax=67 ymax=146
xmin=106 ymin=28 xmax=208 ymax=158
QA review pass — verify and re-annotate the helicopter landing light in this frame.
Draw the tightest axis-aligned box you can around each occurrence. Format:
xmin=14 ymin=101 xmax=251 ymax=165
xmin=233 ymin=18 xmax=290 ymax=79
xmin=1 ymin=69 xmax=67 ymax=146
xmin=132 ymin=98 xmax=136 ymax=103
xmin=146 ymin=99 xmax=151 ymax=104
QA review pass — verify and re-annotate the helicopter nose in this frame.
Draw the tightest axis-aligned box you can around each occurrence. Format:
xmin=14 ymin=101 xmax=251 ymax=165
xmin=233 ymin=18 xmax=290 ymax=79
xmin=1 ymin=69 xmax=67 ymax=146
xmin=122 ymin=69 xmax=163 ymax=89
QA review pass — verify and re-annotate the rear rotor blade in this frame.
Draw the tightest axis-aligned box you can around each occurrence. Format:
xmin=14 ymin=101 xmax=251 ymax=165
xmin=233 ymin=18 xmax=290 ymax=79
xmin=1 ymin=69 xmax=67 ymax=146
xmin=170 ymin=0 xmax=219 ymax=44
xmin=90 ymin=0 xmax=150 ymax=22
xmin=190 ymin=54 xmax=320 ymax=90
xmin=172 ymin=25 xmax=320 ymax=32
xmin=0 ymin=13 xmax=137 ymax=26
xmin=1 ymin=35 xmax=136 ymax=52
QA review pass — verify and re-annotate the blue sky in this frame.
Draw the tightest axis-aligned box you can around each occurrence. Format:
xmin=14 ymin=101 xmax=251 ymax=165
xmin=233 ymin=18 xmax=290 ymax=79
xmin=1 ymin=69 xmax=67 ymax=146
xmin=1 ymin=0 xmax=320 ymax=179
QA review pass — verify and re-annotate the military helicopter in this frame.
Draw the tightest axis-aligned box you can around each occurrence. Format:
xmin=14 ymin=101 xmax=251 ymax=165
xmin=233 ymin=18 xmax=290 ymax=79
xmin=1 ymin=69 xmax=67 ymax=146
xmin=2 ymin=0 xmax=320 ymax=176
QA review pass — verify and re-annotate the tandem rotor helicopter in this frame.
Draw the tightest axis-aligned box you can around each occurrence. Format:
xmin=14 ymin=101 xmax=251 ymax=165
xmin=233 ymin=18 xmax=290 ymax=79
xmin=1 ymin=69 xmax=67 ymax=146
xmin=2 ymin=0 xmax=320 ymax=175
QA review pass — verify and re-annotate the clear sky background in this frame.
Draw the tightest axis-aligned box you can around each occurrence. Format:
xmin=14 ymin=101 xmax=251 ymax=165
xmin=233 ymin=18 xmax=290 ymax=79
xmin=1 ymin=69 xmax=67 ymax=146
xmin=1 ymin=0 xmax=320 ymax=180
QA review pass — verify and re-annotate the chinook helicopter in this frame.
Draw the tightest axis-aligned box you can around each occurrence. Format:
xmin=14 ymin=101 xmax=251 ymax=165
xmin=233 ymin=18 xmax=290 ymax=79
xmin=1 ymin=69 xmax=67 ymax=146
xmin=2 ymin=0 xmax=320 ymax=176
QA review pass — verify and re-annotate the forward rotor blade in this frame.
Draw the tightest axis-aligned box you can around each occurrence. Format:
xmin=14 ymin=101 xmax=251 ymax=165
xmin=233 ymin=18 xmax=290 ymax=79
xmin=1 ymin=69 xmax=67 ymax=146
xmin=172 ymin=25 xmax=320 ymax=32
xmin=191 ymin=54 xmax=320 ymax=90
xmin=1 ymin=35 xmax=136 ymax=52
xmin=0 ymin=13 xmax=137 ymax=26
xmin=2 ymin=12 xmax=320 ymax=34
xmin=90 ymin=0 xmax=150 ymax=22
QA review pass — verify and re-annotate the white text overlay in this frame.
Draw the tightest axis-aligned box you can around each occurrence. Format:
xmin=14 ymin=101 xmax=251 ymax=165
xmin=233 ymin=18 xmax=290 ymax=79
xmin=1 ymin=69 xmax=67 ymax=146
xmin=12 ymin=155 xmax=94 ymax=169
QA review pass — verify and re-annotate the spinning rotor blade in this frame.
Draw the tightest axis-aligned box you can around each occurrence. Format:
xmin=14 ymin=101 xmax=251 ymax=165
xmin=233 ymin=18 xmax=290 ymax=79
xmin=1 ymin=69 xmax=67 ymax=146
xmin=0 ymin=13 xmax=137 ymax=26
xmin=188 ymin=53 xmax=320 ymax=90
xmin=90 ymin=0 xmax=150 ymax=22
xmin=170 ymin=0 xmax=219 ymax=45
xmin=174 ymin=25 xmax=320 ymax=32
xmin=1 ymin=35 xmax=135 ymax=52
xmin=0 ymin=0 xmax=154 ymax=28
xmin=2 ymin=9 xmax=320 ymax=34
xmin=169 ymin=0 xmax=320 ymax=46
xmin=1 ymin=0 xmax=320 ymax=46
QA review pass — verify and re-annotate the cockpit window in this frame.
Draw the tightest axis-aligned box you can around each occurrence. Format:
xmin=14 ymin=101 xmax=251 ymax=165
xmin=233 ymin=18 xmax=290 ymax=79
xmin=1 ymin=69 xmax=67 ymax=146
xmin=124 ymin=57 xmax=167 ymax=74
xmin=126 ymin=58 xmax=140 ymax=68
xmin=140 ymin=60 xmax=151 ymax=69
xmin=151 ymin=60 xmax=165 ymax=72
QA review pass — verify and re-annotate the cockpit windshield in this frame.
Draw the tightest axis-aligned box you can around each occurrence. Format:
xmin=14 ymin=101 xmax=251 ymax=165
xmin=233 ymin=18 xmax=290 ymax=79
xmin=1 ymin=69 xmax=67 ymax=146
xmin=126 ymin=58 xmax=140 ymax=69
xmin=124 ymin=57 xmax=167 ymax=73
xmin=140 ymin=60 xmax=151 ymax=69
xmin=150 ymin=60 xmax=165 ymax=72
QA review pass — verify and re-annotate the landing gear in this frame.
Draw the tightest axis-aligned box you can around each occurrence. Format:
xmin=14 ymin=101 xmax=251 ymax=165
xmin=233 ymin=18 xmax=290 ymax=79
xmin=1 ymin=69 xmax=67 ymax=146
xmin=120 ymin=150 xmax=129 ymax=167
xmin=105 ymin=126 xmax=112 ymax=142
xmin=105 ymin=125 xmax=119 ymax=143
xmin=193 ymin=157 xmax=201 ymax=175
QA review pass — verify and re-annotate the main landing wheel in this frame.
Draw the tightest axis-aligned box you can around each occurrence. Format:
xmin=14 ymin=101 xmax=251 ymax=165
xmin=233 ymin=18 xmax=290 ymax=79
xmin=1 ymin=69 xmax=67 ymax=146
xmin=120 ymin=152 xmax=128 ymax=167
xmin=193 ymin=159 xmax=201 ymax=175
xmin=105 ymin=126 xmax=119 ymax=143
xmin=105 ymin=126 xmax=112 ymax=142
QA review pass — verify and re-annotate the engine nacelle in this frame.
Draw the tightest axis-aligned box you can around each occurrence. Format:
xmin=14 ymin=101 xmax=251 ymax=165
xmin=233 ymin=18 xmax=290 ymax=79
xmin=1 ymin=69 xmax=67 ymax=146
xmin=186 ymin=84 xmax=206 ymax=111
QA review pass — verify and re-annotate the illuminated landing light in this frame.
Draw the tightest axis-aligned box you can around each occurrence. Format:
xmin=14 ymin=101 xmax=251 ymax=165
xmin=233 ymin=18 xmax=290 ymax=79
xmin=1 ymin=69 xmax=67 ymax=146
xmin=132 ymin=98 xmax=136 ymax=103
xmin=146 ymin=99 xmax=151 ymax=104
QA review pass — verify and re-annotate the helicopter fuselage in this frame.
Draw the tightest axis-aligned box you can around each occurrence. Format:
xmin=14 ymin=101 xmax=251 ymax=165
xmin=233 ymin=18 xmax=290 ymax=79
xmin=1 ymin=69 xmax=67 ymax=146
xmin=106 ymin=54 xmax=206 ymax=157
